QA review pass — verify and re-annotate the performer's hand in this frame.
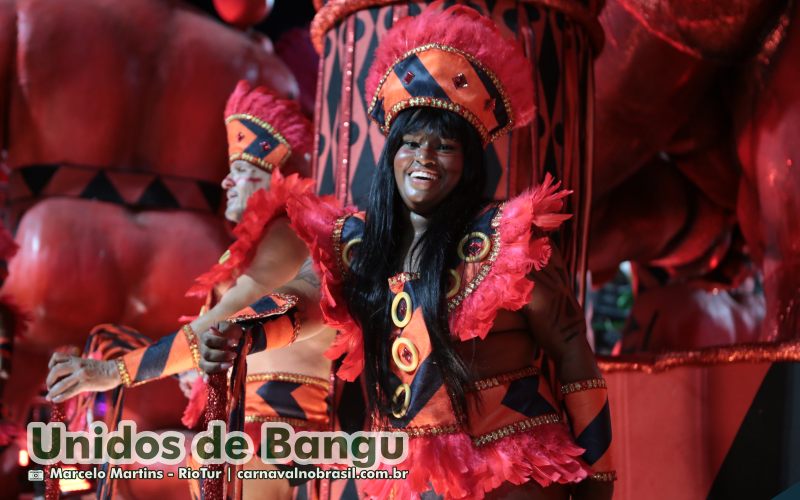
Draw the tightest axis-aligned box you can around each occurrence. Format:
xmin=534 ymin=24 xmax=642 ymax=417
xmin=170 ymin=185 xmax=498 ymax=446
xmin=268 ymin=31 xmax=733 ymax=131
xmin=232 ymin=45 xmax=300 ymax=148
xmin=178 ymin=370 xmax=200 ymax=398
xmin=198 ymin=321 xmax=242 ymax=374
xmin=45 ymin=353 xmax=121 ymax=402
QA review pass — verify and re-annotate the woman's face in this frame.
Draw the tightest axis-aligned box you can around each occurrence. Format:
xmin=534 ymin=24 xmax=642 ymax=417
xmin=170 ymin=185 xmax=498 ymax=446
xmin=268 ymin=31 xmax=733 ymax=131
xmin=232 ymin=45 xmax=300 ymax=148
xmin=393 ymin=129 xmax=464 ymax=215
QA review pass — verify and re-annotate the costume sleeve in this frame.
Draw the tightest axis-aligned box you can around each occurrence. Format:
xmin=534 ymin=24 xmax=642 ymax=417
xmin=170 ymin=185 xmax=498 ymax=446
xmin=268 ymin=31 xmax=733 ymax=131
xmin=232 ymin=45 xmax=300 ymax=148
xmin=116 ymin=325 xmax=199 ymax=387
xmin=227 ymin=293 xmax=300 ymax=354
xmin=561 ymin=378 xmax=616 ymax=481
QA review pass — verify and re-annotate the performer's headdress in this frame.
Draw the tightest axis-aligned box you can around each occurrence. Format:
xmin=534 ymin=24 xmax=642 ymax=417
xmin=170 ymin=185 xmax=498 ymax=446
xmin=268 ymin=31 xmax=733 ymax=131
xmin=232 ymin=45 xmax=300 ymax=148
xmin=224 ymin=81 xmax=312 ymax=173
xmin=366 ymin=3 xmax=535 ymax=146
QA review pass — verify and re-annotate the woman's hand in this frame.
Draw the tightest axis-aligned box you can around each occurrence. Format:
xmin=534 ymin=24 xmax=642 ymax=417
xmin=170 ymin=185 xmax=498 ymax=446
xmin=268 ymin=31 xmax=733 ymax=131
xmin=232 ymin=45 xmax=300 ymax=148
xmin=45 ymin=353 xmax=121 ymax=403
xmin=198 ymin=321 xmax=243 ymax=374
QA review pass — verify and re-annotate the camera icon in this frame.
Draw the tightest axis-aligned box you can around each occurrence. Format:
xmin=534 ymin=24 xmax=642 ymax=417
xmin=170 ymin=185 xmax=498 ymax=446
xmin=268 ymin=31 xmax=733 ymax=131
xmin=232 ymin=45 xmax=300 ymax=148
xmin=28 ymin=469 xmax=44 ymax=481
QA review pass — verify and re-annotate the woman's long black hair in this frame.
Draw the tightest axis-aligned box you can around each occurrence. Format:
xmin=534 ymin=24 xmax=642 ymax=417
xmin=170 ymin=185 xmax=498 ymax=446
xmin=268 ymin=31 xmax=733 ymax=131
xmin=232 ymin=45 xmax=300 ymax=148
xmin=344 ymin=107 xmax=487 ymax=420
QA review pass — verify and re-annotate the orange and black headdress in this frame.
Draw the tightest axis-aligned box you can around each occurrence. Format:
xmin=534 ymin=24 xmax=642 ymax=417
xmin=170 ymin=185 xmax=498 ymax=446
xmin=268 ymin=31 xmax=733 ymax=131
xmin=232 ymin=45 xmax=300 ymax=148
xmin=366 ymin=4 xmax=535 ymax=146
xmin=224 ymin=81 xmax=312 ymax=173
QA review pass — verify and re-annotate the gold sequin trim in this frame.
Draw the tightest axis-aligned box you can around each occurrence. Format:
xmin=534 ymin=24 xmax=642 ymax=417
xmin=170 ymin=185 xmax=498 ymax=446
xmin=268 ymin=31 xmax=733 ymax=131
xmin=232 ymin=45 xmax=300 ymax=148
xmin=472 ymin=366 xmax=540 ymax=391
xmin=589 ymin=471 xmax=617 ymax=482
xmin=244 ymin=415 xmax=326 ymax=430
xmin=376 ymin=423 xmax=461 ymax=438
xmin=228 ymin=152 xmax=277 ymax=173
xmin=228 ymin=293 xmax=299 ymax=323
xmin=447 ymin=203 xmax=504 ymax=312
xmin=246 ymin=372 xmax=330 ymax=390
xmin=561 ymin=378 xmax=606 ymax=395
xmin=472 ymin=413 xmax=561 ymax=447
xmin=332 ymin=214 xmax=349 ymax=277
xmin=388 ymin=272 xmax=420 ymax=290
xmin=182 ymin=324 xmax=202 ymax=370
xmin=115 ymin=358 xmax=132 ymax=388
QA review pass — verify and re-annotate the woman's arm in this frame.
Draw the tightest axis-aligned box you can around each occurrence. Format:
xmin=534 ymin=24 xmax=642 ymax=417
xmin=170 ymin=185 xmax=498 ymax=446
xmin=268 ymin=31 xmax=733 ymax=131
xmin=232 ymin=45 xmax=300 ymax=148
xmin=521 ymin=247 xmax=614 ymax=499
xmin=521 ymin=247 xmax=599 ymax=383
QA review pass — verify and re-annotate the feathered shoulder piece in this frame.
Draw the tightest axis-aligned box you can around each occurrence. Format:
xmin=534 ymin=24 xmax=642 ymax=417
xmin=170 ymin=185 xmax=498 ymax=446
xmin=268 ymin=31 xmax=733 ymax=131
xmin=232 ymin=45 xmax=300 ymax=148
xmin=285 ymin=192 xmax=365 ymax=381
xmin=448 ymin=174 xmax=572 ymax=341
xmin=186 ymin=171 xmax=314 ymax=298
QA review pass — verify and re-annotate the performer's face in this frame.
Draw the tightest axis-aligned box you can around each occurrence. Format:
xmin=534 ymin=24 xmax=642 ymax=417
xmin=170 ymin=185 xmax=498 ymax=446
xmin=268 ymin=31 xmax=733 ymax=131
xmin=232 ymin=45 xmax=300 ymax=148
xmin=221 ymin=160 xmax=271 ymax=223
xmin=393 ymin=130 xmax=464 ymax=215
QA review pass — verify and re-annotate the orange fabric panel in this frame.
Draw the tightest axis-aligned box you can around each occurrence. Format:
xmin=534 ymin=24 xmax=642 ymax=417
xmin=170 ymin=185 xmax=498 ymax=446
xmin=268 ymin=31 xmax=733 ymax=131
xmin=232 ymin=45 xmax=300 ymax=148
xmin=380 ymin=71 xmax=412 ymax=116
xmin=416 ymin=49 xmax=499 ymax=132
xmin=227 ymin=120 xmax=258 ymax=158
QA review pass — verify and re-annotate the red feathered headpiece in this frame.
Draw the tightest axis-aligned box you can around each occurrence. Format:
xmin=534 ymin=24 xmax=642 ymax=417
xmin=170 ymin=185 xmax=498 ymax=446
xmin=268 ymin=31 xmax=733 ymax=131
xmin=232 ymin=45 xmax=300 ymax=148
xmin=366 ymin=3 xmax=535 ymax=145
xmin=224 ymin=81 xmax=312 ymax=173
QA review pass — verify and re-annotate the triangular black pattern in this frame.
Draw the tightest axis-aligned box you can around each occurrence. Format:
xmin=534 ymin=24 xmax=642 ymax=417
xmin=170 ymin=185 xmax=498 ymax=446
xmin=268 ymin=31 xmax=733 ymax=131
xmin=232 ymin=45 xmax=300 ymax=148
xmin=357 ymin=22 xmax=380 ymax=102
xmin=708 ymin=363 xmax=800 ymax=499
xmin=197 ymin=180 xmax=223 ymax=212
xmin=319 ymin=150 xmax=336 ymax=196
xmin=19 ymin=165 xmax=58 ymax=196
xmin=341 ymin=477 xmax=360 ymax=500
xmin=256 ymin=381 xmax=304 ymax=420
xmin=327 ymin=36 xmax=343 ymax=134
xmin=501 ymin=375 xmax=558 ymax=418
xmin=352 ymin=133 xmax=375 ymax=209
xmin=80 ymin=171 xmax=125 ymax=204
xmin=137 ymin=178 xmax=179 ymax=208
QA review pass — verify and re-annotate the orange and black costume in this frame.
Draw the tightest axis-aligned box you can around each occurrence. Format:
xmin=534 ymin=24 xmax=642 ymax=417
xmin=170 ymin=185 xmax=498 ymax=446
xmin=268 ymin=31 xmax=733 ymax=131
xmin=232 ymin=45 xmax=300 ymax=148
xmin=228 ymin=5 xmax=615 ymax=498
xmin=283 ymin=177 xmax=615 ymax=499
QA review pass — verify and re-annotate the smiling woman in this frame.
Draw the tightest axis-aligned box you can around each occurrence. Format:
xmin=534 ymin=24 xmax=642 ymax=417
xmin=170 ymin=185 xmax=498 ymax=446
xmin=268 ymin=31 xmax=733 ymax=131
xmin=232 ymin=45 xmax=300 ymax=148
xmin=347 ymin=106 xmax=486 ymax=423
xmin=392 ymin=110 xmax=468 ymax=216
xmin=199 ymin=4 xmax=614 ymax=499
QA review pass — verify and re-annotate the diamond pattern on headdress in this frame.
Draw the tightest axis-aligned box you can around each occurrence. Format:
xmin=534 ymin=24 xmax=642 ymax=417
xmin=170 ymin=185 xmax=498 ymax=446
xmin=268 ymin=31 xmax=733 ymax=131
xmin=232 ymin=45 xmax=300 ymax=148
xmin=452 ymin=73 xmax=468 ymax=88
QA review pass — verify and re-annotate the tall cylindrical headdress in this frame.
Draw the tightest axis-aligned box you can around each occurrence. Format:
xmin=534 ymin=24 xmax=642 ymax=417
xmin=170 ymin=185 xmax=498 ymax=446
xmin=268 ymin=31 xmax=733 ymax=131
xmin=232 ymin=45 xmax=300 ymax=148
xmin=224 ymin=81 xmax=312 ymax=174
xmin=366 ymin=4 xmax=535 ymax=146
